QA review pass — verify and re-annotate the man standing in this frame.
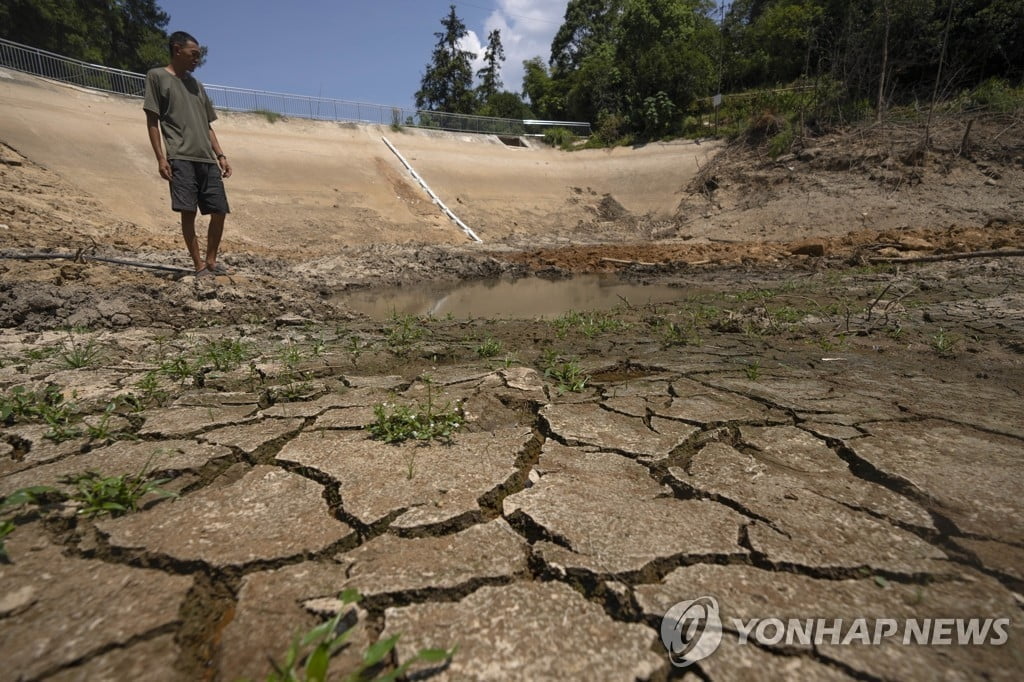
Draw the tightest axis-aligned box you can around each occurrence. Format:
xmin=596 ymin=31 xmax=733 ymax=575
xmin=144 ymin=31 xmax=232 ymax=277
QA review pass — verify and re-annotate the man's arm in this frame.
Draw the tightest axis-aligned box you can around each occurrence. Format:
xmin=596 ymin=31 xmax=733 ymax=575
xmin=209 ymin=127 xmax=232 ymax=178
xmin=146 ymin=110 xmax=171 ymax=181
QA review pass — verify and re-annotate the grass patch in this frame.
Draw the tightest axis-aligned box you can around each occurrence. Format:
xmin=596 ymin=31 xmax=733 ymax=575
xmin=252 ymin=108 xmax=282 ymax=123
xmin=367 ymin=378 xmax=464 ymax=445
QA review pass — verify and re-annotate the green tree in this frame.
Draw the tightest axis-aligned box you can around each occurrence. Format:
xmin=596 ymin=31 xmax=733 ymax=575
xmin=0 ymin=0 xmax=169 ymax=73
xmin=415 ymin=4 xmax=476 ymax=114
xmin=522 ymin=56 xmax=562 ymax=118
xmin=476 ymin=29 xmax=505 ymax=104
xmin=550 ymin=0 xmax=623 ymax=73
xmin=477 ymin=91 xmax=534 ymax=120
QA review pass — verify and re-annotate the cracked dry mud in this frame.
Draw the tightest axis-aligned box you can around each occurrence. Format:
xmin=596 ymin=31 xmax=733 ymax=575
xmin=3 ymin=69 xmax=1024 ymax=680
xmin=2 ymin=280 xmax=1022 ymax=680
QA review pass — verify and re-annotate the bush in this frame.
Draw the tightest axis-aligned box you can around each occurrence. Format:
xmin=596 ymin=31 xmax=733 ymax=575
xmin=542 ymin=127 xmax=577 ymax=149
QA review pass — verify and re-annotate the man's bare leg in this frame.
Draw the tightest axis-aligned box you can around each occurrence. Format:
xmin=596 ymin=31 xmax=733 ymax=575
xmin=205 ymin=213 xmax=225 ymax=269
xmin=180 ymin=211 xmax=203 ymax=271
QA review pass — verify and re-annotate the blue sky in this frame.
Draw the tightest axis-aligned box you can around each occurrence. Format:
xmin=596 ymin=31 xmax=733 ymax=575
xmin=157 ymin=1 xmax=570 ymax=110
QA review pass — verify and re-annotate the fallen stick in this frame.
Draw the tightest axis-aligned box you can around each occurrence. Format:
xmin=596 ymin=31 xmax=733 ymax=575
xmin=600 ymin=257 xmax=658 ymax=266
xmin=868 ymin=248 xmax=1024 ymax=264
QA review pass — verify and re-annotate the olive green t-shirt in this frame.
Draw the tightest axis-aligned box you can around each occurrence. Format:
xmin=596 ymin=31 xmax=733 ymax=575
xmin=143 ymin=67 xmax=218 ymax=163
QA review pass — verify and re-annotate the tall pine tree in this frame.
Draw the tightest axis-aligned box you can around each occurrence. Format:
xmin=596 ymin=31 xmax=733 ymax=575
xmin=476 ymin=29 xmax=505 ymax=105
xmin=415 ymin=5 xmax=476 ymax=114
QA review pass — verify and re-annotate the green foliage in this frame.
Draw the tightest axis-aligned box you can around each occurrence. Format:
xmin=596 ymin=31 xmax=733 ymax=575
xmin=744 ymin=359 xmax=762 ymax=381
xmin=367 ymin=378 xmax=464 ymax=445
xmin=415 ymin=5 xmax=477 ymax=114
xmin=552 ymin=310 xmax=632 ymax=338
xmin=0 ymin=384 xmax=81 ymax=442
xmin=540 ymin=353 xmax=590 ymax=394
xmin=252 ymin=109 xmax=282 ymax=124
xmin=964 ymin=78 xmax=1024 ymax=113
xmin=264 ymin=589 xmax=454 ymax=682
xmin=59 ymin=335 xmax=103 ymax=369
xmin=475 ymin=337 xmax=503 ymax=358
xmin=0 ymin=0 xmax=170 ymax=74
xmin=0 ymin=486 xmax=59 ymax=561
xmin=62 ymin=462 xmax=177 ymax=518
xmin=385 ymin=314 xmax=427 ymax=351
xmin=931 ymin=328 xmax=958 ymax=355
xmin=542 ymin=127 xmax=577 ymax=149
xmin=203 ymin=337 xmax=252 ymax=372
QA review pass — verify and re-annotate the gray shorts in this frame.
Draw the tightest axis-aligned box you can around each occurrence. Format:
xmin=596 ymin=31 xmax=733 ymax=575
xmin=169 ymin=159 xmax=230 ymax=215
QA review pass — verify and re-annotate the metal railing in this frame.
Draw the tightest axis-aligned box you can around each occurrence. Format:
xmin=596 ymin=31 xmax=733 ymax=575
xmin=0 ymin=37 xmax=591 ymax=137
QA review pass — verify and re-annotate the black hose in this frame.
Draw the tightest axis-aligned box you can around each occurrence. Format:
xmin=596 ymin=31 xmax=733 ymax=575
xmin=0 ymin=252 xmax=193 ymax=274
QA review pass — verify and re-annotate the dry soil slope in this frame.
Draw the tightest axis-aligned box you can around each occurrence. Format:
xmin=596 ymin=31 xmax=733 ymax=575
xmin=0 ymin=68 xmax=716 ymax=254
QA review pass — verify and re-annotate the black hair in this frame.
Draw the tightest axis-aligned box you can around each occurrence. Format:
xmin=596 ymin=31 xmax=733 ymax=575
xmin=168 ymin=31 xmax=199 ymax=57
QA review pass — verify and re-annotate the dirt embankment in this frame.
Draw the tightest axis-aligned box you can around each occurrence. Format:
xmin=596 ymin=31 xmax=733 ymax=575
xmin=2 ymin=65 xmax=1024 ymax=330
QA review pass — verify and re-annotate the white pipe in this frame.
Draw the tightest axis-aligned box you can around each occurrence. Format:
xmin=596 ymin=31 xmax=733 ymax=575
xmin=380 ymin=136 xmax=482 ymax=243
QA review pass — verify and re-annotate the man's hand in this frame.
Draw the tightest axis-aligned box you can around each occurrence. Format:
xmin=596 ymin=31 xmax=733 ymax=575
xmin=219 ymin=156 xmax=233 ymax=179
xmin=158 ymin=158 xmax=172 ymax=181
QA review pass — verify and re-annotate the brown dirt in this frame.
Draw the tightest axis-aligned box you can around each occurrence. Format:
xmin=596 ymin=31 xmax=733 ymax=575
xmin=3 ymin=66 xmax=1024 ymax=681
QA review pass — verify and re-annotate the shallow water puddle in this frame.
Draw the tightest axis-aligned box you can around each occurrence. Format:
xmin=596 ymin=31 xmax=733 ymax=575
xmin=338 ymin=274 xmax=686 ymax=319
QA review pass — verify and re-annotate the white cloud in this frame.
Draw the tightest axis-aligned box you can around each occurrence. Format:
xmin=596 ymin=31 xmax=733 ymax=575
xmin=459 ymin=0 xmax=568 ymax=96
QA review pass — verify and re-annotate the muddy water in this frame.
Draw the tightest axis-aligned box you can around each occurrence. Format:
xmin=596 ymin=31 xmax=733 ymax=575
xmin=338 ymin=274 xmax=686 ymax=319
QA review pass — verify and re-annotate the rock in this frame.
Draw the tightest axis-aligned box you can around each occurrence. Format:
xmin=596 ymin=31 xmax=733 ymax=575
xmin=383 ymin=581 xmax=664 ymax=680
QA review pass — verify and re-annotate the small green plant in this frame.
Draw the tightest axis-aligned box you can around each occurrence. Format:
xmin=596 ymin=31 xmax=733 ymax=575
xmin=0 ymin=520 xmax=14 ymax=561
xmin=0 ymin=486 xmax=59 ymax=560
xmin=346 ymin=335 xmax=367 ymax=364
xmin=134 ymin=371 xmax=170 ymax=408
xmin=367 ymin=379 xmax=464 ymax=444
xmin=265 ymin=588 xmax=453 ymax=682
xmin=23 ymin=346 xmax=57 ymax=362
xmin=658 ymin=319 xmax=700 ymax=347
xmin=385 ymin=313 xmax=426 ymax=350
xmin=159 ymin=354 xmax=195 ymax=383
xmin=0 ymin=384 xmax=81 ymax=442
xmin=542 ymin=355 xmax=590 ymax=394
xmin=744 ymin=359 xmax=762 ymax=381
xmin=58 ymin=336 xmax=103 ymax=369
xmin=202 ymin=337 xmax=251 ymax=372
xmin=62 ymin=463 xmax=177 ymax=518
xmin=552 ymin=310 xmax=631 ymax=339
xmin=253 ymin=108 xmax=282 ymax=123
xmin=279 ymin=342 xmax=305 ymax=367
xmin=931 ymin=329 xmax=957 ymax=355
xmin=475 ymin=337 xmax=503 ymax=358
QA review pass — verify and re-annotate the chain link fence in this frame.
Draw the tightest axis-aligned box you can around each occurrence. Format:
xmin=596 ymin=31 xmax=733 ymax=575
xmin=0 ymin=37 xmax=591 ymax=137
